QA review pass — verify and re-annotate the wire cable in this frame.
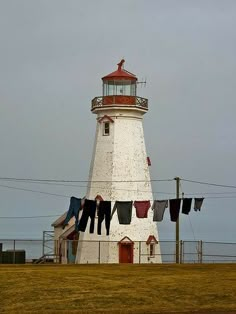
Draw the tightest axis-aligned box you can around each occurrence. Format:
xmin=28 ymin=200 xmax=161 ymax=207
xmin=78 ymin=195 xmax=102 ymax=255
xmin=2 ymin=180 xmax=236 ymax=196
xmin=0 ymin=184 xmax=69 ymax=198
xmin=188 ymin=216 xmax=197 ymax=242
xmin=0 ymin=179 xmax=177 ymax=194
xmin=181 ymin=178 xmax=236 ymax=189
xmin=0 ymin=177 xmax=173 ymax=183
xmin=1 ymin=176 xmax=236 ymax=188
xmin=2 ymin=177 xmax=236 ymax=196
xmin=0 ymin=214 xmax=61 ymax=219
xmin=0 ymin=180 xmax=176 ymax=194
xmin=1 ymin=183 xmax=236 ymax=199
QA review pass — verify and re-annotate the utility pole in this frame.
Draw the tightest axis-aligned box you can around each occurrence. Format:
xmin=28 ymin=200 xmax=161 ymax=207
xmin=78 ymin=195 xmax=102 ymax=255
xmin=174 ymin=177 xmax=180 ymax=263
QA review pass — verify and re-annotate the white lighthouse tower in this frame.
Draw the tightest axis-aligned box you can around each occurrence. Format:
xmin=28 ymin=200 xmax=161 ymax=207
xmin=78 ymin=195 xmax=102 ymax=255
xmin=76 ymin=60 xmax=161 ymax=263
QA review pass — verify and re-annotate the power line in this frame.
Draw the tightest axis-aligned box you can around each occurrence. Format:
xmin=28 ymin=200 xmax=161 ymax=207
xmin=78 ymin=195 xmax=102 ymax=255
xmin=2 ymin=181 xmax=236 ymax=196
xmin=1 ymin=176 xmax=236 ymax=188
xmin=2 ymin=176 xmax=236 ymax=189
xmin=0 ymin=214 xmax=61 ymax=219
xmin=0 ymin=184 xmax=69 ymax=198
xmin=0 ymin=183 xmax=176 ymax=197
xmin=3 ymin=181 xmax=236 ymax=194
xmin=181 ymin=178 xmax=236 ymax=189
xmin=0 ymin=180 xmax=88 ymax=188
xmin=187 ymin=191 xmax=236 ymax=195
xmin=0 ymin=179 xmax=176 ymax=194
xmin=0 ymin=180 xmax=175 ymax=194
xmin=0 ymin=177 xmax=173 ymax=183
xmin=1 ymin=176 xmax=236 ymax=200
xmin=188 ymin=216 xmax=197 ymax=242
xmin=175 ymin=180 xmax=236 ymax=199
xmin=2 ymin=183 xmax=236 ymax=199
xmin=204 ymin=196 xmax=236 ymax=199
xmin=0 ymin=179 xmax=176 ymax=196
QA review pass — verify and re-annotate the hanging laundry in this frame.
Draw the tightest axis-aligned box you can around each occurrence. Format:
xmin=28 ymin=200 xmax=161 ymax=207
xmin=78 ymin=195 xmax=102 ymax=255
xmin=63 ymin=197 xmax=82 ymax=231
xmin=111 ymin=201 xmax=133 ymax=224
xmin=194 ymin=198 xmax=204 ymax=211
xmin=169 ymin=199 xmax=181 ymax=222
xmin=97 ymin=201 xmax=111 ymax=235
xmin=134 ymin=200 xmax=151 ymax=218
xmin=152 ymin=200 xmax=168 ymax=222
xmin=182 ymin=198 xmax=192 ymax=215
xmin=78 ymin=199 xmax=97 ymax=233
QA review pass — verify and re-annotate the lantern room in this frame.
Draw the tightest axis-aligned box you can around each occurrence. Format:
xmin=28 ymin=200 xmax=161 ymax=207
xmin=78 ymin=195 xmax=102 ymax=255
xmin=102 ymin=59 xmax=137 ymax=96
xmin=91 ymin=59 xmax=148 ymax=112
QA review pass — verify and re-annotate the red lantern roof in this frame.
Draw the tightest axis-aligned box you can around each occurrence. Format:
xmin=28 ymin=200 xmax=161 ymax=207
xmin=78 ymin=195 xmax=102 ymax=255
xmin=102 ymin=59 xmax=137 ymax=81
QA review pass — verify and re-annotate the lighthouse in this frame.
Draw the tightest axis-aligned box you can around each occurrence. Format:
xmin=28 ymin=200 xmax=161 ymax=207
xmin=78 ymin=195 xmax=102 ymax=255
xmin=76 ymin=60 xmax=161 ymax=263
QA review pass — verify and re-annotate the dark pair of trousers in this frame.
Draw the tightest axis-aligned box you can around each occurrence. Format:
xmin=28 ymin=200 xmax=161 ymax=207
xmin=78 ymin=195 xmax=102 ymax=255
xmin=182 ymin=198 xmax=192 ymax=215
xmin=97 ymin=201 xmax=111 ymax=235
xmin=78 ymin=199 xmax=97 ymax=233
xmin=63 ymin=197 xmax=81 ymax=231
xmin=169 ymin=199 xmax=181 ymax=222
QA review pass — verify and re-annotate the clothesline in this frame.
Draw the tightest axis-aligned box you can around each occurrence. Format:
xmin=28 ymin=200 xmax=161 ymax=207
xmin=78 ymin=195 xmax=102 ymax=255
xmin=63 ymin=197 xmax=204 ymax=236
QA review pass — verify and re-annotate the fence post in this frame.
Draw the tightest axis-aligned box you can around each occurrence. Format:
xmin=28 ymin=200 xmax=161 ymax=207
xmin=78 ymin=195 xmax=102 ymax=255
xmin=180 ymin=240 xmax=183 ymax=264
xmin=139 ymin=241 xmax=141 ymax=264
xmin=199 ymin=240 xmax=203 ymax=263
xmin=13 ymin=240 xmax=16 ymax=264
xmin=42 ymin=231 xmax=45 ymax=257
xmin=98 ymin=241 xmax=101 ymax=264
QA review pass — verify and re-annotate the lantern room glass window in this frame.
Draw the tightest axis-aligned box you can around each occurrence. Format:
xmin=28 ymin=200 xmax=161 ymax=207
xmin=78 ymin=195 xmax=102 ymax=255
xmin=103 ymin=81 xmax=136 ymax=96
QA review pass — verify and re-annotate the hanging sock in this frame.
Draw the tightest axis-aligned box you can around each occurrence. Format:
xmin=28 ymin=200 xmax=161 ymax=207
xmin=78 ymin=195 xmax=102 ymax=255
xmin=182 ymin=198 xmax=192 ymax=215
xmin=194 ymin=198 xmax=204 ymax=211
xmin=63 ymin=197 xmax=82 ymax=231
xmin=78 ymin=199 xmax=97 ymax=233
xmin=152 ymin=200 xmax=168 ymax=221
xmin=133 ymin=201 xmax=151 ymax=218
xmin=97 ymin=201 xmax=111 ymax=235
xmin=111 ymin=201 xmax=133 ymax=224
xmin=169 ymin=199 xmax=181 ymax=222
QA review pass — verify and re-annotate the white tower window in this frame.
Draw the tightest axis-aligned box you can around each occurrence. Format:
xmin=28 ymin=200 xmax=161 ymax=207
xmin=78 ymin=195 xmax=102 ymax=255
xmin=146 ymin=235 xmax=158 ymax=259
xmin=103 ymin=122 xmax=110 ymax=136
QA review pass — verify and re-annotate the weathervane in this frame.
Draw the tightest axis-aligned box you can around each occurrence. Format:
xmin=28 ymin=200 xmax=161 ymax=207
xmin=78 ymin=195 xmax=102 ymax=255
xmin=137 ymin=77 xmax=147 ymax=87
xmin=117 ymin=58 xmax=147 ymax=87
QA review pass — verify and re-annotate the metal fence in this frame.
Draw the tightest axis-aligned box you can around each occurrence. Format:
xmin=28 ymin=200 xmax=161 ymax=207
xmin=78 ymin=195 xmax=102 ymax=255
xmin=0 ymin=239 xmax=236 ymax=264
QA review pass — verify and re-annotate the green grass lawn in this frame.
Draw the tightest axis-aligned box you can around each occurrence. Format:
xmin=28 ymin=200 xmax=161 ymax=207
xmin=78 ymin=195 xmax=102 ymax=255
xmin=0 ymin=264 xmax=235 ymax=313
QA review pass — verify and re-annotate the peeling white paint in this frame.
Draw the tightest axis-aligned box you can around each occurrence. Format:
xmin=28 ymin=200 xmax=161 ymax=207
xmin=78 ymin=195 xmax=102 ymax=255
xmin=76 ymin=106 xmax=161 ymax=263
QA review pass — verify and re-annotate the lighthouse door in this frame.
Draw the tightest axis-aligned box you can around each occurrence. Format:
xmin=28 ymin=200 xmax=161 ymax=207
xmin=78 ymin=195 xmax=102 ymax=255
xmin=119 ymin=243 xmax=133 ymax=263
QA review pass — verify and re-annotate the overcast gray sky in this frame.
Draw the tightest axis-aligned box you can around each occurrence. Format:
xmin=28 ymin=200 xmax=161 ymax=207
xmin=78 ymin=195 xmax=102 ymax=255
xmin=0 ymin=0 xmax=235 ymax=242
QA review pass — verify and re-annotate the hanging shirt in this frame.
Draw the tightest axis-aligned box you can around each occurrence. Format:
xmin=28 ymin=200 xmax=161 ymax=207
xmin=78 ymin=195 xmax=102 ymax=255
xmin=63 ymin=197 xmax=82 ymax=231
xmin=194 ymin=198 xmax=204 ymax=211
xmin=133 ymin=201 xmax=151 ymax=218
xmin=111 ymin=201 xmax=133 ymax=224
xmin=182 ymin=198 xmax=192 ymax=215
xmin=78 ymin=199 xmax=97 ymax=233
xmin=97 ymin=201 xmax=111 ymax=235
xmin=169 ymin=199 xmax=181 ymax=222
xmin=152 ymin=200 xmax=168 ymax=221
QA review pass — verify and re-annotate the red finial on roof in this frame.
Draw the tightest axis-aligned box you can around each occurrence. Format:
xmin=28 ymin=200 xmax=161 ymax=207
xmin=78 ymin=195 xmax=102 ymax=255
xmin=117 ymin=59 xmax=125 ymax=70
xmin=102 ymin=59 xmax=137 ymax=81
